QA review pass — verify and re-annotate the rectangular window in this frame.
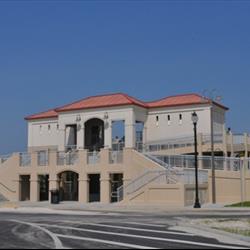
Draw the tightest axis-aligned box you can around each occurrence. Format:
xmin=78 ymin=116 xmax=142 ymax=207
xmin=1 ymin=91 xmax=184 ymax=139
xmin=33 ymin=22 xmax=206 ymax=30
xmin=179 ymin=114 xmax=183 ymax=125
xmin=167 ymin=115 xmax=171 ymax=125
xmin=156 ymin=116 xmax=159 ymax=126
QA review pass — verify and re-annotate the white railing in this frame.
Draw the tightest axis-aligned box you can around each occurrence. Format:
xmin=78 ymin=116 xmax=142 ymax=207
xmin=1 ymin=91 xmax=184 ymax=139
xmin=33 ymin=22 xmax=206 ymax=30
xmin=57 ymin=151 xmax=78 ymax=166
xmin=233 ymin=134 xmax=245 ymax=145
xmin=181 ymin=169 xmax=208 ymax=185
xmin=117 ymin=170 xmax=172 ymax=202
xmin=65 ymin=145 xmax=77 ymax=151
xmin=117 ymin=154 xmax=209 ymax=202
xmin=140 ymin=133 xmax=226 ymax=153
xmin=150 ymin=154 xmax=242 ymax=172
xmin=112 ymin=143 xmax=125 ymax=152
xmin=37 ymin=151 xmax=49 ymax=166
xmin=109 ymin=151 xmax=123 ymax=164
xmin=0 ymin=154 xmax=12 ymax=165
xmin=19 ymin=153 xmax=31 ymax=167
xmin=87 ymin=151 xmax=100 ymax=165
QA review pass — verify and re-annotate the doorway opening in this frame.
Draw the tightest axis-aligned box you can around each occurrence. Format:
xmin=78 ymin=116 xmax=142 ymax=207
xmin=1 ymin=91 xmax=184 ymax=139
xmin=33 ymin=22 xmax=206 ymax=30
xmin=85 ymin=119 xmax=104 ymax=151
xmin=20 ymin=175 xmax=30 ymax=201
xmin=65 ymin=124 xmax=77 ymax=151
xmin=88 ymin=174 xmax=100 ymax=202
xmin=58 ymin=171 xmax=79 ymax=201
xmin=38 ymin=175 xmax=49 ymax=201
xmin=112 ymin=120 xmax=125 ymax=151
xmin=136 ymin=121 xmax=144 ymax=151
xmin=110 ymin=173 xmax=123 ymax=203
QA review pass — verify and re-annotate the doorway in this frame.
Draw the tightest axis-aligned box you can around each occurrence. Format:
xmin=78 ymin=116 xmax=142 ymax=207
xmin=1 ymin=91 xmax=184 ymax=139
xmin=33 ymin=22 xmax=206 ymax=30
xmin=20 ymin=175 xmax=30 ymax=201
xmin=88 ymin=174 xmax=100 ymax=202
xmin=39 ymin=175 xmax=49 ymax=201
xmin=85 ymin=119 xmax=104 ymax=151
xmin=110 ymin=174 xmax=123 ymax=203
xmin=58 ymin=171 xmax=79 ymax=201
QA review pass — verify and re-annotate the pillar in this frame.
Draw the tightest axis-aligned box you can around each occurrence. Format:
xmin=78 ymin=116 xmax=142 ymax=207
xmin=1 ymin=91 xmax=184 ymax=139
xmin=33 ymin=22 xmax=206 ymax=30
xmin=78 ymin=175 xmax=89 ymax=203
xmin=104 ymin=120 xmax=112 ymax=149
xmin=125 ymin=123 xmax=136 ymax=148
xmin=30 ymin=175 xmax=39 ymax=202
xmin=58 ymin=124 xmax=66 ymax=152
xmin=77 ymin=123 xmax=85 ymax=150
xmin=100 ymin=173 xmax=110 ymax=203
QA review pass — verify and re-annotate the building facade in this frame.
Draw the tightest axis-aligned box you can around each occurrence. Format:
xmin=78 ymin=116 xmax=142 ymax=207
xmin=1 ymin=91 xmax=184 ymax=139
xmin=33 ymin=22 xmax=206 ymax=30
xmin=0 ymin=93 xmax=249 ymax=205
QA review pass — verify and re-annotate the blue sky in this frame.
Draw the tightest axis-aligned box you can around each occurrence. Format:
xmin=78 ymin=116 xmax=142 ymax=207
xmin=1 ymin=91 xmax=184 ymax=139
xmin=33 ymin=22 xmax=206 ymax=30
xmin=0 ymin=0 xmax=250 ymax=154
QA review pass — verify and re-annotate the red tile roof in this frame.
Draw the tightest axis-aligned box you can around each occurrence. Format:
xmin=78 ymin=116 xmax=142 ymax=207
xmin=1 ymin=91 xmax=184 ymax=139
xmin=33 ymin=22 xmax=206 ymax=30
xmin=25 ymin=109 xmax=58 ymax=121
xmin=25 ymin=93 xmax=228 ymax=120
xmin=55 ymin=93 xmax=147 ymax=112
xmin=147 ymin=94 xmax=209 ymax=108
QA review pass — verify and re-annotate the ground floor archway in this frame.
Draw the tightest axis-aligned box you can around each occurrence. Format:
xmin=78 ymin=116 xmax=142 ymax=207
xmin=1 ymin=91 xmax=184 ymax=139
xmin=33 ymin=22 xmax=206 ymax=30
xmin=58 ymin=171 xmax=79 ymax=201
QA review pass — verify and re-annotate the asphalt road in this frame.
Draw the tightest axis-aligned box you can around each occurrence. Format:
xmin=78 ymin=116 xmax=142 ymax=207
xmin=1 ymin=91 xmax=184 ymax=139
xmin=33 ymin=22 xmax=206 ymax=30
xmin=0 ymin=212 xmax=249 ymax=249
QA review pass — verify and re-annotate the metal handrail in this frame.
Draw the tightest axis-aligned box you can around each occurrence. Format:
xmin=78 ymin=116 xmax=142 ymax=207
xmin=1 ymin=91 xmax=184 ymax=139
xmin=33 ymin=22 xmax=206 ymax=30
xmin=0 ymin=183 xmax=16 ymax=193
xmin=0 ymin=154 xmax=12 ymax=164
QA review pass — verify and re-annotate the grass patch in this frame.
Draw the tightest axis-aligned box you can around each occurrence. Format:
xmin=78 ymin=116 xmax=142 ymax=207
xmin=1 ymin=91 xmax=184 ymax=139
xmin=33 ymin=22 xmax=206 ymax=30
xmin=214 ymin=227 xmax=250 ymax=237
xmin=225 ymin=201 xmax=250 ymax=207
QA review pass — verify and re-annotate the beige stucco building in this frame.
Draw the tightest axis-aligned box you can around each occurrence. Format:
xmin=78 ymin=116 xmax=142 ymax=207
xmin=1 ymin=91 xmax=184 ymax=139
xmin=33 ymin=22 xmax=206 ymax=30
xmin=0 ymin=93 xmax=249 ymax=206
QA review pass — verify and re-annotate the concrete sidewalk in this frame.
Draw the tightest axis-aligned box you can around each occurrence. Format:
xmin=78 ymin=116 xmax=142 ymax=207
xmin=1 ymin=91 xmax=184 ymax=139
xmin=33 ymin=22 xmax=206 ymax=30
xmin=1 ymin=201 xmax=250 ymax=215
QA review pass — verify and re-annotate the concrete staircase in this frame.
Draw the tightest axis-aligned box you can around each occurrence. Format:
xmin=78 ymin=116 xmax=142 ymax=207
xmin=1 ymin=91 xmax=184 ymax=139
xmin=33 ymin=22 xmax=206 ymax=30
xmin=0 ymin=193 xmax=8 ymax=202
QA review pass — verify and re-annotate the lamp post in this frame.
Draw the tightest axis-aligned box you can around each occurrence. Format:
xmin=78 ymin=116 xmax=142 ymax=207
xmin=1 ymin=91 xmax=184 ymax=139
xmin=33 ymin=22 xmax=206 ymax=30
xmin=192 ymin=112 xmax=201 ymax=209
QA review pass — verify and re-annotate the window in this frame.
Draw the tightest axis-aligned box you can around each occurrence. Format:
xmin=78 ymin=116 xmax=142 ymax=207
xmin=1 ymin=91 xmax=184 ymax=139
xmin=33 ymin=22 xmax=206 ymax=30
xmin=48 ymin=125 xmax=51 ymax=132
xmin=39 ymin=125 xmax=42 ymax=134
xmin=167 ymin=115 xmax=171 ymax=125
xmin=179 ymin=114 xmax=183 ymax=125
xmin=156 ymin=116 xmax=159 ymax=126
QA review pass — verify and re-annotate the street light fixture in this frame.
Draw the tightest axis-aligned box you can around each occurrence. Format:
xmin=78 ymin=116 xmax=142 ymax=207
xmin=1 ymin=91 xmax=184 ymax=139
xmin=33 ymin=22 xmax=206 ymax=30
xmin=191 ymin=112 xmax=201 ymax=209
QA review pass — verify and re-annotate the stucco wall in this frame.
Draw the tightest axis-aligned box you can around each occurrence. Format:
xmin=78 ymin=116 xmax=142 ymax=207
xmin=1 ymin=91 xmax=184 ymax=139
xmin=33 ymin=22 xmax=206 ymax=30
xmin=145 ymin=104 xmax=226 ymax=143
xmin=28 ymin=118 xmax=59 ymax=149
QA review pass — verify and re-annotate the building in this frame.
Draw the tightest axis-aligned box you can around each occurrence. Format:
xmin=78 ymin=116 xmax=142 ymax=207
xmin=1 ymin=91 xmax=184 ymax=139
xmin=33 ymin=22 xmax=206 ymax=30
xmin=0 ymin=93 xmax=249 ymax=205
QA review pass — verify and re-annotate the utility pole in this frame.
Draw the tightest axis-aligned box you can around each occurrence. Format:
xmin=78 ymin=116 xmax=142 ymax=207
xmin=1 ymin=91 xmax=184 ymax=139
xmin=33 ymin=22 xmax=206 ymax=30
xmin=202 ymin=89 xmax=222 ymax=204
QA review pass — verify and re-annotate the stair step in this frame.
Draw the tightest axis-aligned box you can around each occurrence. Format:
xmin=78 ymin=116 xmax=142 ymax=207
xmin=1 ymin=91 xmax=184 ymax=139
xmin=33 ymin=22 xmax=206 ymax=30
xmin=0 ymin=193 xmax=8 ymax=202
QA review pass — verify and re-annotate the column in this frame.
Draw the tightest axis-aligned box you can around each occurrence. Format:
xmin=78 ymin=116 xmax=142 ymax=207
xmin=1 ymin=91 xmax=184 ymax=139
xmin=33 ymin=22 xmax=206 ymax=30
xmin=100 ymin=173 xmax=110 ymax=203
xmin=104 ymin=120 xmax=112 ymax=149
xmin=125 ymin=123 xmax=136 ymax=148
xmin=78 ymin=174 xmax=89 ymax=203
xmin=58 ymin=124 xmax=65 ymax=152
xmin=77 ymin=124 xmax=85 ymax=150
xmin=30 ymin=175 xmax=39 ymax=202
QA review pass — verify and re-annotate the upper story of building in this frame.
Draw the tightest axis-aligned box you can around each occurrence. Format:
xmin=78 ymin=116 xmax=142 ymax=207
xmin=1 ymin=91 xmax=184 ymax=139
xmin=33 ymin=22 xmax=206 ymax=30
xmin=25 ymin=93 xmax=228 ymax=152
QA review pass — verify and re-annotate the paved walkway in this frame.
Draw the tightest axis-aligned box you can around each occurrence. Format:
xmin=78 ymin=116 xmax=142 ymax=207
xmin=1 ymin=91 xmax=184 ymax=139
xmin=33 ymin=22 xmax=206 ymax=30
xmin=0 ymin=212 xmax=249 ymax=249
xmin=2 ymin=201 xmax=250 ymax=214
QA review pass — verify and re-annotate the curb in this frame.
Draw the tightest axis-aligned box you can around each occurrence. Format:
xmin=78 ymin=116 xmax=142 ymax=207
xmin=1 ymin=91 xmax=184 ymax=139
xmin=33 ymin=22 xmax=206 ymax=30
xmin=173 ymin=219 xmax=250 ymax=247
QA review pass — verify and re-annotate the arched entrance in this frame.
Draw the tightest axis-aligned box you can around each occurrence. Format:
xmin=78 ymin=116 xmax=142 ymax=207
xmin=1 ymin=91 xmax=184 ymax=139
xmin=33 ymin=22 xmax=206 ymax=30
xmin=58 ymin=171 xmax=79 ymax=201
xmin=85 ymin=118 xmax=104 ymax=151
